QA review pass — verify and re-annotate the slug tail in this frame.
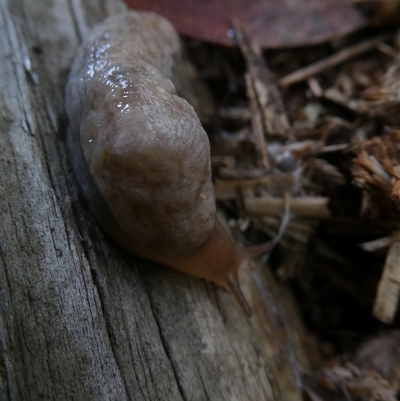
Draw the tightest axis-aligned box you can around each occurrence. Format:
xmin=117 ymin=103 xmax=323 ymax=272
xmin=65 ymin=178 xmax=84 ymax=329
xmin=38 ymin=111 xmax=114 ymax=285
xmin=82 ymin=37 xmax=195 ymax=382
xmin=225 ymin=273 xmax=252 ymax=317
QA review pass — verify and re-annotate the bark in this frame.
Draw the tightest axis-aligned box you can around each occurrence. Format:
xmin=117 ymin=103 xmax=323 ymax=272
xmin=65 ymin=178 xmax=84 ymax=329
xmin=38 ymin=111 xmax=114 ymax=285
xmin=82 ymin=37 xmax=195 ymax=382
xmin=0 ymin=0 xmax=308 ymax=400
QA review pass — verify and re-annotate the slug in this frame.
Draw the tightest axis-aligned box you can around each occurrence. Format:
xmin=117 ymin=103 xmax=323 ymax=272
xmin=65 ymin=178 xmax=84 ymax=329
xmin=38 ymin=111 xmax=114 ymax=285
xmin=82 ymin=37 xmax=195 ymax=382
xmin=65 ymin=11 xmax=268 ymax=316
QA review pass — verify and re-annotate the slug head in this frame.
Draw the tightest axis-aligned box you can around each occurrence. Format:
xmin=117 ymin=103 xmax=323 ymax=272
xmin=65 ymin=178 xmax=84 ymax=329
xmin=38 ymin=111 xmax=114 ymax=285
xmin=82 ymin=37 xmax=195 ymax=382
xmin=148 ymin=219 xmax=259 ymax=317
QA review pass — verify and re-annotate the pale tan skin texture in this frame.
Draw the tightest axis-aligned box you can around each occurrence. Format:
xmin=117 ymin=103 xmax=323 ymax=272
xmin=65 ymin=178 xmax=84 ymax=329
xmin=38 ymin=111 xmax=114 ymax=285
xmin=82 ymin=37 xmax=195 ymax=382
xmin=65 ymin=11 xmax=263 ymax=316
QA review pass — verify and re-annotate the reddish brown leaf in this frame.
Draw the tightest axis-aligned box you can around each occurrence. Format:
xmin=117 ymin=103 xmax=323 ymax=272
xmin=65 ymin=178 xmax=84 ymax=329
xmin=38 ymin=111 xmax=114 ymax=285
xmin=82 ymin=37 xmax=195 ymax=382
xmin=124 ymin=0 xmax=366 ymax=48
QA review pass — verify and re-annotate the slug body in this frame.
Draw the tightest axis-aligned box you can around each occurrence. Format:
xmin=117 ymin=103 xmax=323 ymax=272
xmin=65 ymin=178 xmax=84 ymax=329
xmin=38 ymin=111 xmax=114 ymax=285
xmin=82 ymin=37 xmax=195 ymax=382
xmin=65 ymin=12 xmax=255 ymax=316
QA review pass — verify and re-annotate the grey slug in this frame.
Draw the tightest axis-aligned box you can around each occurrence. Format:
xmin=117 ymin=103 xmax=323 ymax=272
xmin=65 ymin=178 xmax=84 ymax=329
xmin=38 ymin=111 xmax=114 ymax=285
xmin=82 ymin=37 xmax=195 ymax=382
xmin=65 ymin=11 xmax=268 ymax=316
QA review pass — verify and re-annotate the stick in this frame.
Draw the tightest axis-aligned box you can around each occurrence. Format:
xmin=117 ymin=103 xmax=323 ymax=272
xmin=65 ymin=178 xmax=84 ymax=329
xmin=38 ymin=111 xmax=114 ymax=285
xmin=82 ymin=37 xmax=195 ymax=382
xmin=372 ymin=241 xmax=400 ymax=324
xmin=280 ymin=35 xmax=388 ymax=87
xmin=244 ymin=196 xmax=331 ymax=218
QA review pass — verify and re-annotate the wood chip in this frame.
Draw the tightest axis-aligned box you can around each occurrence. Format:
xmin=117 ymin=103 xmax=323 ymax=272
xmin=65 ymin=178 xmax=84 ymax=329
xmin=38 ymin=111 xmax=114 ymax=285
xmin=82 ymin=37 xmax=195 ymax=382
xmin=213 ymin=174 xmax=295 ymax=201
xmin=372 ymin=240 xmax=400 ymax=324
xmin=233 ymin=20 xmax=291 ymax=138
xmin=218 ymin=106 xmax=251 ymax=121
xmin=244 ymin=196 xmax=331 ymax=218
xmin=360 ymin=232 xmax=400 ymax=252
xmin=245 ymin=72 xmax=270 ymax=169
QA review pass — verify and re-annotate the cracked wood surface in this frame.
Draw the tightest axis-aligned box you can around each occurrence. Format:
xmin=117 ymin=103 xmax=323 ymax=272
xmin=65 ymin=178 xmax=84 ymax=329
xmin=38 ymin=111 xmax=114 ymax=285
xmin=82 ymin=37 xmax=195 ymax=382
xmin=0 ymin=0 xmax=308 ymax=399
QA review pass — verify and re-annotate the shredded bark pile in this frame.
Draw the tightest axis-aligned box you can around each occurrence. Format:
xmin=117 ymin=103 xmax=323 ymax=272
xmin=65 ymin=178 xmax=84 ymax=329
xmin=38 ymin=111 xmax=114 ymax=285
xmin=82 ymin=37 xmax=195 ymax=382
xmin=185 ymin=9 xmax=400 ymax=400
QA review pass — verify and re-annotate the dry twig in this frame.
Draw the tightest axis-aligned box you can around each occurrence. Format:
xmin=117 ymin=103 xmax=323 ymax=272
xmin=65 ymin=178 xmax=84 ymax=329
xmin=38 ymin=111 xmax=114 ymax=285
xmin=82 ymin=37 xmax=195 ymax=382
xmin=280 ymin=35 xmax=388 ymax=87
xmin=372 ymin=240 xmax=400 ymax=324
xmin=233 ymin=19 xmax=291 ymax=138
xmin=244 ymin=196 xmax=331 ymax=219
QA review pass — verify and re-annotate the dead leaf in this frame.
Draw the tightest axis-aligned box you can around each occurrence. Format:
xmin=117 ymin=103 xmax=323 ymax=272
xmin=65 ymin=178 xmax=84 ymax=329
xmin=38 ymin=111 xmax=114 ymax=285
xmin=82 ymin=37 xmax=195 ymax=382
xmin=124 ymin=0 xmax=365 ymax=48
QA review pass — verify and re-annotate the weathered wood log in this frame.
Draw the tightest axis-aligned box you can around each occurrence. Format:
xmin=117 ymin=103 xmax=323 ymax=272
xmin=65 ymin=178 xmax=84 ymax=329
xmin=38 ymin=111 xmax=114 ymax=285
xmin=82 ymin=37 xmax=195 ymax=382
xmin=0 ymin=0 xmax=309 ymax=399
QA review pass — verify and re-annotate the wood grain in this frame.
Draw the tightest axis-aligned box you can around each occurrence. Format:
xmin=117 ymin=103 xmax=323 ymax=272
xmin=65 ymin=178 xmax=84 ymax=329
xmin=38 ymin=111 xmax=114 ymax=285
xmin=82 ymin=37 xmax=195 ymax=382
xmin=0 ymin=0 xmax=308 ymax=399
